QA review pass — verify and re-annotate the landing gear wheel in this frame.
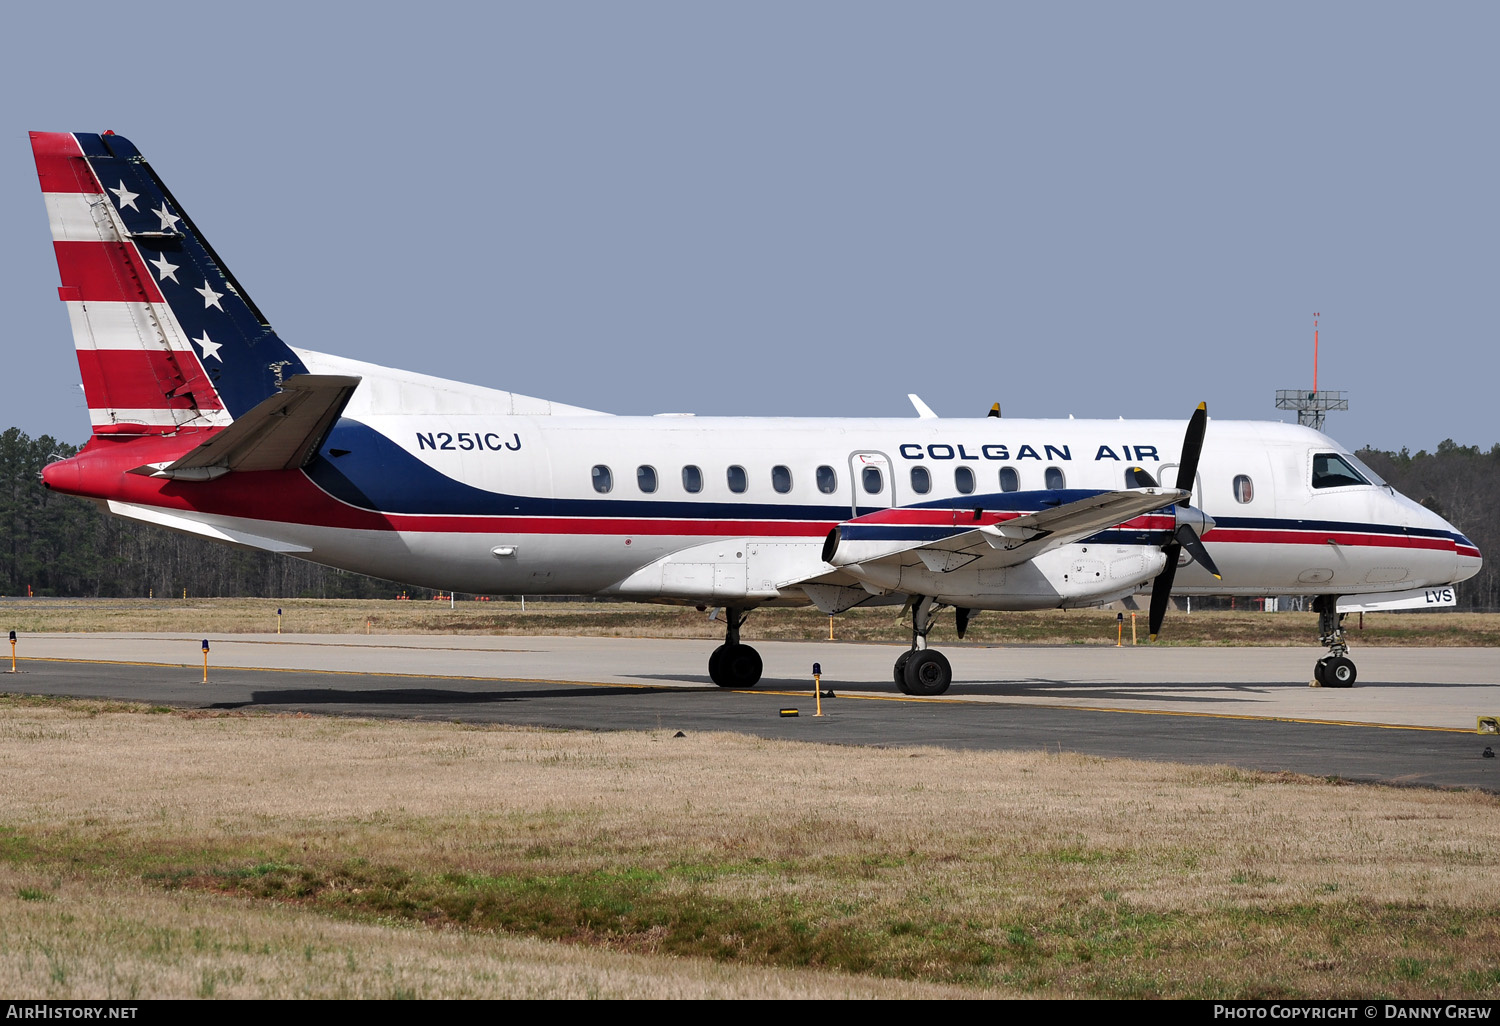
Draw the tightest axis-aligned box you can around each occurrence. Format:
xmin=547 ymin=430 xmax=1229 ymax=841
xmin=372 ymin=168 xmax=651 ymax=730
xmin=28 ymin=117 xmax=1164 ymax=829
xmin=1313 ymin=657 xmax=1329 ymax=687
xmin=709 ymin=643 xmax=762 ymax=688
xmin=903 ymin=650 xmax=952 ymax=697
xmin=893 ymin=651 xmax=913 ymax=694
xmin=1326 ymin=656 xmax=1356 ymax=688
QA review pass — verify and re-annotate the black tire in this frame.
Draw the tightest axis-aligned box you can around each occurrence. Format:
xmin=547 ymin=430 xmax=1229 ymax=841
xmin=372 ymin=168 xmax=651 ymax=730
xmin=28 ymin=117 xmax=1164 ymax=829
xmin=893 ymin=651 xmax=913 ymax=694
xmin=903 ymin=649 xmax=952 ymax=696
xmin=1313 ymin=657 xmax=1329 ymax=686
xmin=1327 ymin=656 xmax=1356 ymax=688
xmin=710 ymin=643 xmax=762 ymax=688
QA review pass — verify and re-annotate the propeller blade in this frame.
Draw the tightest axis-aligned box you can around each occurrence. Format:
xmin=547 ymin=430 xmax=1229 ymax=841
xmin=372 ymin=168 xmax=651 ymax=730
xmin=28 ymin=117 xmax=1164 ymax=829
xmin=1126 ymin=465 xmax=1158 ymax=488
xmin=1176 ymin=402 xmax=1208 ymax=493
xmin=1149 ymin=544 xmax=1180 ymax=640
xmin=1175 ymin=524 xmax=1222 ymax=580
xmin=987 ymin=403 xmax=1001 ymax=418
xmin=1149 ymin=403 xmax=1214 ymax=642
xmin=956 ymin=606 xmax=972 ymax=639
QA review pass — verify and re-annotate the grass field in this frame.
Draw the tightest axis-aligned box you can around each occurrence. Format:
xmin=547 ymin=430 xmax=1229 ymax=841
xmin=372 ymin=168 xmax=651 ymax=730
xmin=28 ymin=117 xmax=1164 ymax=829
xmin=3 ymin=597 xmax=1499 ymax=647
xmin=2 ymin=599 xmax=1496 ymax=997
xmin=1 ymin=695 xmax=1498 ymax=999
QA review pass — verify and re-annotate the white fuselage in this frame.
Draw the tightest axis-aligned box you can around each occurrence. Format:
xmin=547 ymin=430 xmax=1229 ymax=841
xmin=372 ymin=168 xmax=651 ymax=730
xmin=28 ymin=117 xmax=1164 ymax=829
xmin=121 ymin=350 xmax=1474 ymax=611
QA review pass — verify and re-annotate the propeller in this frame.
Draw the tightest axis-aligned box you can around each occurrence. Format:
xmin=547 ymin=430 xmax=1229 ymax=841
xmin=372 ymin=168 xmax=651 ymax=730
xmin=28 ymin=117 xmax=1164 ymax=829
xmin=1148 ymin=403 xmax=1222 ymax=641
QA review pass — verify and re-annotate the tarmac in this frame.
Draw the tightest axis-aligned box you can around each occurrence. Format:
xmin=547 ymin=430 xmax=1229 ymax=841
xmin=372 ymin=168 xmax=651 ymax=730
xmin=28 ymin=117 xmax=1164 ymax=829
xmin=4 ymin=633 xmax=1498 ymax=790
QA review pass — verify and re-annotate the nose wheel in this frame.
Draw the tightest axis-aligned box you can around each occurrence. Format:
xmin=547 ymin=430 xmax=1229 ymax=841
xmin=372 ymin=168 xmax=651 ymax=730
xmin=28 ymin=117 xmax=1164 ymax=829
xmin=1314 ymin=655 xmax=1357 ymax=688
xmin=1310 ymin=596 xmax=1357 ymax=688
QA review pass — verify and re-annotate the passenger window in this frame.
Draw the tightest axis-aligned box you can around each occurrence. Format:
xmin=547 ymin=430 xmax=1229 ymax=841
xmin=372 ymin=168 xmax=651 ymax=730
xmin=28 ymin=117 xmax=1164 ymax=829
xmin=637 ymin=465 xmax=657 ymax=493
xmin=955 ymin=467 xmax=975 ymax=494
xmin=1233 ymin=474 xmax=1254 ymax=503
xmin=910 ymin=466 xmax=931 ymax=494
xmin=816 ymin=465 xmax=837 ymax=494
xmin=1312 ymin=453 xmax=1368 ymax=489
xmin=682 ymin=465 xmax=702 ymax=493
xmin=862 ymin=466 xmax=883 ymax=494
xmin=727 ymin=465 xmax=748 ymax=493
xmin=591 ymin=465 xmax=612 ymax=494
xmin=999 ymin=467 xmax=1019 ymax=492
xmin=771 ymin=465 xmax=792 ymax=494
xmin=1045 ymin=466 xmax=1066 ymax=490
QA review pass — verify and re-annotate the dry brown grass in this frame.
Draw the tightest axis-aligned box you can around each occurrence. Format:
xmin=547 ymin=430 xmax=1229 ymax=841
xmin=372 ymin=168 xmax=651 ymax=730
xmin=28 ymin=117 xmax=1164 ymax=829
xmin=0 ymin=696 xmax=1497 ymax=997
xmin=3 ymin=597 xmax=1499 ymax=647
xmin=0 ymin=860 xmax=977 ymax=999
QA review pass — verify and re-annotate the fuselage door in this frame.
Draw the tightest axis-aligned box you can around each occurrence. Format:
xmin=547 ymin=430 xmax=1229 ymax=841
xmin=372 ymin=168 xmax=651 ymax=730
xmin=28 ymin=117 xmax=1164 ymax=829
xmin=1157 ymin=465 xmax=1203 ymax=508
xmin=848 ymin=451 xmax=894 ymax=517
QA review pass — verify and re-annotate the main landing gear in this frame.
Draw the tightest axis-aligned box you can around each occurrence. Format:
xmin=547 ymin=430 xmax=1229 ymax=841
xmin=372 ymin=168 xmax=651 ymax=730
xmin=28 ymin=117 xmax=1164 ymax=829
xmin=893 ymin=595 xmax=954 ymax=696
xmin=1311 ymin=595 xmax=1357 ymax=688
xmin=708 ymin=606 xmax=763 ymax=688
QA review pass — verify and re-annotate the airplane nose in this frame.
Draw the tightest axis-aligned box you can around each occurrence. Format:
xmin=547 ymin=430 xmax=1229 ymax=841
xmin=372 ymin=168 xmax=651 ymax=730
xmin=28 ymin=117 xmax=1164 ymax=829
xmin=1453 ymin=531 xmax=1483 ymax=584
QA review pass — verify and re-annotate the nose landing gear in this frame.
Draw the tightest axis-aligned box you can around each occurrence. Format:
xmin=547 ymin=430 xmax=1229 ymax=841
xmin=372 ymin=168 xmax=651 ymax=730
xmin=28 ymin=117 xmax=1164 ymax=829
xmin=1311 ymin=595 xmax=1357 ymax=687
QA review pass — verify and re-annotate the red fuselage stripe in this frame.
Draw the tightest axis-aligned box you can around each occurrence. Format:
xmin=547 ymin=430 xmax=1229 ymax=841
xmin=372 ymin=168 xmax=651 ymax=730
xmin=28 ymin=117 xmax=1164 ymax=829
xmin=46 ymin=447 xmax=1465 ymax=557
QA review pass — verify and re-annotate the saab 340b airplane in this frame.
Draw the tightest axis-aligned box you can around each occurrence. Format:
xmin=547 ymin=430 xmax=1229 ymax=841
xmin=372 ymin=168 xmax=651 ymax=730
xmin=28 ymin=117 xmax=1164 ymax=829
xmin=29 ymin=131 xmax=1483 ymax=694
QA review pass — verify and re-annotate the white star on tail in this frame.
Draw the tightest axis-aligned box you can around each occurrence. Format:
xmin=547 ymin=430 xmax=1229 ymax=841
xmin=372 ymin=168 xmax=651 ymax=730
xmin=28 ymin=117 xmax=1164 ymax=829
xmin=192 ymin=332 xmax=223 ymax=362
xmin=109 ymin=181 xmax=139 ymax=211
xmin=196 ymin=280 xmax=224 ymax=310
xmin=152 ymin=202 xmax=182 ymax=233
xmin=148 ymin=253 xmax=180 ymax=283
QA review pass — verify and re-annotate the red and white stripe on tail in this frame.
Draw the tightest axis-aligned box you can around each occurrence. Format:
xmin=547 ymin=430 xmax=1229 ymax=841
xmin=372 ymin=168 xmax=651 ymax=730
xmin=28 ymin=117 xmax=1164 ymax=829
xmin=32 ymin=132 xmax=228 ymax=436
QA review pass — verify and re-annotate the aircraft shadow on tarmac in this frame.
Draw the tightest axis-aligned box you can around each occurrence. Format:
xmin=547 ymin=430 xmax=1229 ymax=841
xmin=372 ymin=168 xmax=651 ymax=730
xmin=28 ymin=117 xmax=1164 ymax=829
xmin=625 ymin=673 xmax=1280 ymax=705
xmin=625 ymin=676 xmax=1500 ymax=707
xmin=213 ymin=684 xmax=672 ymax=709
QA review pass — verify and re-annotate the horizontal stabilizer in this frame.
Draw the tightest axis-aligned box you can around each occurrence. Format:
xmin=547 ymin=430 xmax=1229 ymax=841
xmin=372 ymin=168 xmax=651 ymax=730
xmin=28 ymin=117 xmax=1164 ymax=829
xmin=133 ymin=375 xmax=360 ymax=479
xmin=107 ymin=501 xmax=311 ymax=553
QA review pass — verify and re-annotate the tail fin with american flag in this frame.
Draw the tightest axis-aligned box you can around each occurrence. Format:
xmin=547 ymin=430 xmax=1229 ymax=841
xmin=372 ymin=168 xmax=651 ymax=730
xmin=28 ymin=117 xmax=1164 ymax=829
xmin=31 ymin=131 xmax=308 ymax=437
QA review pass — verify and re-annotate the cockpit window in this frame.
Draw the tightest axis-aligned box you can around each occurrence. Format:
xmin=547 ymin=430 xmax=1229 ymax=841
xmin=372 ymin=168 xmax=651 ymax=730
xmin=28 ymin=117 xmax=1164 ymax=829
xmin=1343 ymin=452 xmax=1387 ymax=487
xmin=1312 ymin=453 xmax=1369 ymax=489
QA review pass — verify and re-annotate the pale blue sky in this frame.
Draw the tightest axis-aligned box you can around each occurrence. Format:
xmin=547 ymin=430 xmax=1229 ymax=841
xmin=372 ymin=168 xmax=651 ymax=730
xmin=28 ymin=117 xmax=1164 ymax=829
xmin=2 ymin=2 xmax=1494 ymax=451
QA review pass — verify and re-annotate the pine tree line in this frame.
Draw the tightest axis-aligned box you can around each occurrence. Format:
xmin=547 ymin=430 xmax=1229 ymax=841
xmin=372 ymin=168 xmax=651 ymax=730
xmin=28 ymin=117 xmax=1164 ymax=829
xmin=0 ymin=428 xmax=407 ymax=599
xmin=1357 ymin=441 xmax=1500 ymax=611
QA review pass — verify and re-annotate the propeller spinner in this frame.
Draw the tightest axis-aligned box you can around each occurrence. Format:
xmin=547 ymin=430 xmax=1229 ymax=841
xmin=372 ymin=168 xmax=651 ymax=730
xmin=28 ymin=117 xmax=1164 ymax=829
xmin=1148 ymin=403 xmax=1222 ymax=641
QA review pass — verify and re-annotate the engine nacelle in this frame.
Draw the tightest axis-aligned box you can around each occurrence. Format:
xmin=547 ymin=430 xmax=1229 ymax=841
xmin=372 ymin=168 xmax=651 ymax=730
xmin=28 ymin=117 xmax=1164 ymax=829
xmin=842 ymin=543 xmax=1167 ymax=611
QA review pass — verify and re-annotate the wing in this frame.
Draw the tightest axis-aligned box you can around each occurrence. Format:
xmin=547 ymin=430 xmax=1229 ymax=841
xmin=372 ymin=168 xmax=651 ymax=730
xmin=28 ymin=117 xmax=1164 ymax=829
xmin=822 ymin=487 xmax=1187 ymax=575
